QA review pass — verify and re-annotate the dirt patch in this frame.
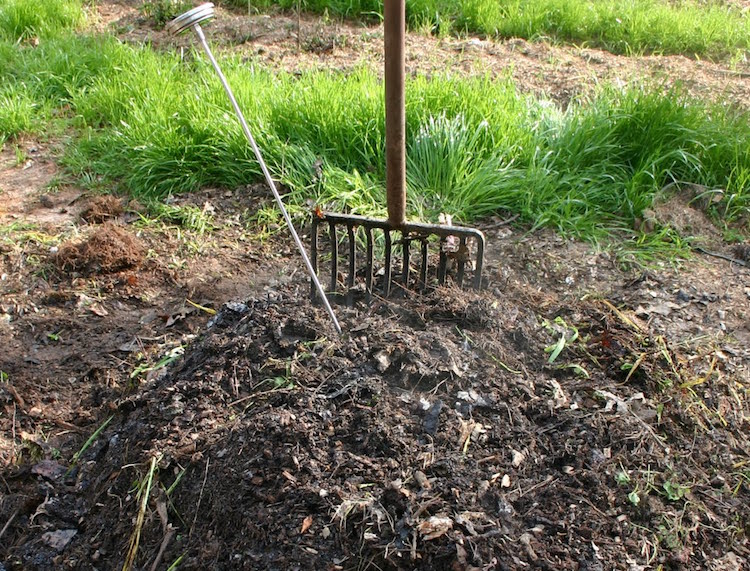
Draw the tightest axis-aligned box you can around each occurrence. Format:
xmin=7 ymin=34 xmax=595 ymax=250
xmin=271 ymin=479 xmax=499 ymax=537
xmin=0 ymin=140 xmax=82 ymax=229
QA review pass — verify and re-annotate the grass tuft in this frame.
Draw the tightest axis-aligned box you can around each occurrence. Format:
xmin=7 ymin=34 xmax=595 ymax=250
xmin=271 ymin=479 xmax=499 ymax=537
xmin=0 ymin=0 xmax=84 ymax=43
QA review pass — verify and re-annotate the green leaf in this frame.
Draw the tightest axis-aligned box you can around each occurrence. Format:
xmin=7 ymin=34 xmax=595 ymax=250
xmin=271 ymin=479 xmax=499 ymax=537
xmin=628 ymin=490 xmax=641 ymax=506
xmin=546 ymin=335 xmax=566 ymax=363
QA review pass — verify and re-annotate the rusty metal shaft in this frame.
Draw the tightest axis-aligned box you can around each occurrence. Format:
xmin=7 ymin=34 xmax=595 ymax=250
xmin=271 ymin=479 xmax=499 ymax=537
xmin=384 ymin=0 xmax=406 ymax=228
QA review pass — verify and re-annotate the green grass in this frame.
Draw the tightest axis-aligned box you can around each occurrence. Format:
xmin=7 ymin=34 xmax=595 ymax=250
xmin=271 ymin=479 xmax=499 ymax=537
xmin=0 ymin=0 xmax=84 ymax=42
xmin=237 ymin=0 xmax=750 ymax=58
xmin=0 ymin=3 xmax=747 ymax=255
xmin=57 ymin=43 xmax=747 ymax=241
xmin=0 ymin=83 xmax=40 ymax=142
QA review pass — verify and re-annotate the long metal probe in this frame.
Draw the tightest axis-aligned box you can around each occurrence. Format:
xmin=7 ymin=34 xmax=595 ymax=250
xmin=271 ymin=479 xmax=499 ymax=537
xmin=185 ymin=22 xmax=342 ymax=335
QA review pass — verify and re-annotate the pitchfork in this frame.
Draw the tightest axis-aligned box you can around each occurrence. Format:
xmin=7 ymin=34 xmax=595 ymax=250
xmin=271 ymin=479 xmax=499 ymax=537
xmin=310 ymin=0 xmax=485 ymax=302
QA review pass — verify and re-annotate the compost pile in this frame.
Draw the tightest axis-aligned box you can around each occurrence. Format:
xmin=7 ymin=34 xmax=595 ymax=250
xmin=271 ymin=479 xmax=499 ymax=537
xmin=3 ymin=279 xmax=748 ymax=571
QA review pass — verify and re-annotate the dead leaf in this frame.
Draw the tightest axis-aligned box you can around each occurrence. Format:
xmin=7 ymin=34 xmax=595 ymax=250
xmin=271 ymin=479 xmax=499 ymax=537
xmin=31 ymin=460 xmax=67 ymax=481
xmin=301 ymin=515 xmax=313 ymax=534
xmin=414 ymin=470 xmax=431 ymax=490
xmin=511 ymin=449 xmax=525 ymax=467
xmin=41 ymin=529 xmax=77 ymax=551
xmin=89 ymin=303 xmax=109 ymax=317
xmin=374 ymin=350 xmax=391 ymax=372
xmin=418 ymin=515 xmax=453 ymax=540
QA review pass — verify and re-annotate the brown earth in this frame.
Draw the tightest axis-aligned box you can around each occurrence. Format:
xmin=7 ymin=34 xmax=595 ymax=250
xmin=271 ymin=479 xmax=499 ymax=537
xmin=1 ymin=3 xmax=750 ymax=571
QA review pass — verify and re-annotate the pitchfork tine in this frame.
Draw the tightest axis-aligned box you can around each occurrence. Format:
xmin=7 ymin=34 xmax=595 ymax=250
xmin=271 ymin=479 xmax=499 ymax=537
xmin=419 ymin=239 xmax=428 ymax=289
xmin=329 ymin=221 xmax=338 ymax=292
xmin=456 ymin=236 xmax=467 ymax=286
xmin=438 ymin=238 xmax=448 ymax=285
xmin=347 ymin=225 xmax=356 ymax=289
xmin=402 ymin=238 xmax=410 ymax=288
xmin=365 ymin=227 xmax=374 ymax=301
xmin=384 ymin=230 xmax=393 ymax=297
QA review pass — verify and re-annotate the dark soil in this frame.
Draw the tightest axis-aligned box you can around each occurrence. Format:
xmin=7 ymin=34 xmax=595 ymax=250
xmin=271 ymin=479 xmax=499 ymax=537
xmin=2 ymin=251 xmax=749 ymax=569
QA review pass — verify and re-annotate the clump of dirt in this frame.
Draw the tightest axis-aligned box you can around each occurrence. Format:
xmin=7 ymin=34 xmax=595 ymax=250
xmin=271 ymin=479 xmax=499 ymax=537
xmin=79 ymin=195 xmax=124 ymax=224
xmin=733 ymin=242 xmax=750 ymax=262
xmin=55 ymin=223 xmax=144 ymax=274
xmin=3 ymin=285 xmax=747 ymax=570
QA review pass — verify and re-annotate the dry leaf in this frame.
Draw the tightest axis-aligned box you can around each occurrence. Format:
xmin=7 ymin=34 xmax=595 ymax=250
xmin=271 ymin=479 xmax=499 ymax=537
xmin=301 ymin=515 xmax=313 ymax=534
xmin=418 ymin=516 xmax=453 ymax=540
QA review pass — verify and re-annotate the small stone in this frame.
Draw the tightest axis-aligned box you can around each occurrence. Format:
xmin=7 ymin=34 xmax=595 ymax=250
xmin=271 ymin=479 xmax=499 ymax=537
xmin=414 ymin=470 xmax=431 ymax=490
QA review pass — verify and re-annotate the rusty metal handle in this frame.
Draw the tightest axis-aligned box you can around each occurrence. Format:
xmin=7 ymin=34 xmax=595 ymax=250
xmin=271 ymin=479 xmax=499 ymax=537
xmin=384 ymin=0 xmax=406 ymax=228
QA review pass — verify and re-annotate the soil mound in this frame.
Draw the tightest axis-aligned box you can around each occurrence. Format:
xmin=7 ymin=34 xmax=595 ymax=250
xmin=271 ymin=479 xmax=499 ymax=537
xmin=3 ymin=286 xmax=747 ymax=570
xmin=79 ymin=195 xmax=124 ymax=224
xmin=55 ymin=223 xmax=144 ymax=274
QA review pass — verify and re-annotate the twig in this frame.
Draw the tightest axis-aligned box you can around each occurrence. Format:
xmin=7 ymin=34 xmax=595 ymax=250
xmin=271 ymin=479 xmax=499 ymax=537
xmin=482 ymin=214 xmax=520 ymax=230
xmin=413 ymin=496 xmax=442 ymax=519
xmin=0 ymin=508 xmax=19 ymax=541
xmin=512 ymin=475 xmax=556 ymax=499
xmin=149 ymin=525 xmax=176 ymax=571
xmin=190 ymin=457 xmax=210 ymax=539
xmin=11 ymin=403 xmax=17 ymax=462
xmin=693 ymin=246 xmax=748 ymax=267
xmin=228 ymin=387 xmax=296 ymax=407
xmin=0 ymin=474 xmax=11 ymax=495
xmin=6 ymin=384 xmax=24 ymax=408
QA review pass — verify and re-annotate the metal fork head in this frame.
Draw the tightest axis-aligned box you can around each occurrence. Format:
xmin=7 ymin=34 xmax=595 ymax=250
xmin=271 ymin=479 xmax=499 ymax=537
xmin=165 ymin=3 xmax=215 ymax=36
xmin=311 ymin=212 xmax=485 ymax=303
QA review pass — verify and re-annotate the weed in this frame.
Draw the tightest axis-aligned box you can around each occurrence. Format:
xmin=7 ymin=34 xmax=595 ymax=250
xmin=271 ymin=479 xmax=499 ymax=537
xmin=140 ymin=0 xmax=192 ymax=29
xmin=542 ymin=316 xmax=580 ymax=364
xmin=70 ymin=415 xmax=114 ymax=465
xmin=2 ymin=16 xmax=748 ymax=259
xmin=0 ymin=84 xmax=40 ymax=142
xmin=140 ymin=202 xmax=216 ymax=235
xmin=13 ymin=145 xmax=27 ymax=166
xmin=662 ymin=479 xmax=689 ymax=501
xmin=124 ymin=456 xmax=159 ymax=571
xmin=166 ymin=554 xmax=185 ymax=570
xmin=130 ymin=346 xmax=184 ymax=380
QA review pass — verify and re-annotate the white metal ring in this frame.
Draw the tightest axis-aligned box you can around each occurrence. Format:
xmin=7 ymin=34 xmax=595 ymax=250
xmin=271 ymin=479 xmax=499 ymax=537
xmin=165 ymin=3 xmax=215 ymax=36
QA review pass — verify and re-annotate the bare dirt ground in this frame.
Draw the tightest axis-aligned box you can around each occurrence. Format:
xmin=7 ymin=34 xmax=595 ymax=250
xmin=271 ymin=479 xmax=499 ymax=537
xmin=1 ymin=3 xmax=749 ymax=570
